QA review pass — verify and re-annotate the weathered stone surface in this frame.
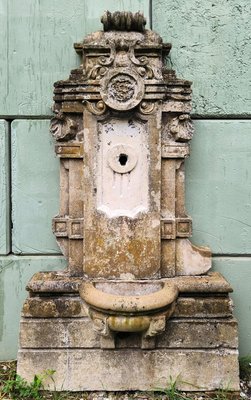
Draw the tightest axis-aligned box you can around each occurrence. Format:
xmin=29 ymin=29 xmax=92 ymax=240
xmin=174 ymin=296 xmax=234 ymax=318
xmin=169 ymin=271 xmax=233 ymax=293
xmin=22 ymin=295 xmax=233 ymax=318
xmin=26 ymin=271 xmax=232 ymax=294
xmin=48 ymin=10 xmax=211 ymax=279
xmin=157 ymin=319 xmax=238 ymax=349
xmin=17 ymin=348 xmax=239 ymax=391
xmin=22 ymin=296 xmax=87 ymax=318
xmin=26 ymin=272 xmax=82 ymax=293
xmin=19 ymin=317 xmax=238 ymax=349
xmin=19 ymin=318 xmax=99 ymax=348
xmin=83 ymin=112 xmax=162 ymax=279
xmin=176 ymin=239 xmax=211 ymax=275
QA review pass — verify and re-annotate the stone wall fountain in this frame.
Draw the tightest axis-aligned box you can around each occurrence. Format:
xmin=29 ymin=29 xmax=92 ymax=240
xmin=17 ymin=11 xmax=240 ymax=395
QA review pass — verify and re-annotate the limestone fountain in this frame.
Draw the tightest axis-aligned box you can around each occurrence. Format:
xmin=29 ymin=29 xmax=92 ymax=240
xmin=17 ymin=11 xmax=239 ymax=395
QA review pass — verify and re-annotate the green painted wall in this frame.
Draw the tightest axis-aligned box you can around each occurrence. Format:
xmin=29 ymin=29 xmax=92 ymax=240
xmin=0 ymin=121 xmax=10 ymax=255
xmin=186 ymin=120 xmax=251 ymax=254
xmin=153 ymin=0 xmax=251 ymax=116
xmin=0 ymin=0 xmax=251 ymax=360
xmin=11 ymin=120 xmax=60 ymax=254
xmin=0 ymin=256 xmax=67 ymax=360
xmin=0 ymin=0 xmax=149 ymax=116
xmin=213 ymin=258 xmax=251 ymax=356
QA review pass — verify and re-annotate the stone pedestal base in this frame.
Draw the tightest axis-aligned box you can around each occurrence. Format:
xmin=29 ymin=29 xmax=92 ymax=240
xmin=18 ymin=348 xmax=239 ymax=392
xmin=17 ymin=272 xmax=240 ymax=393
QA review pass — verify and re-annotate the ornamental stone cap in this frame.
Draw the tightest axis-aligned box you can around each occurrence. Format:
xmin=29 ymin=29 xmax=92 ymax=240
xmin=74 ymin=11 xmax=171 ymax=54
xmin=101 ymin=11 xmax=146 ymax=32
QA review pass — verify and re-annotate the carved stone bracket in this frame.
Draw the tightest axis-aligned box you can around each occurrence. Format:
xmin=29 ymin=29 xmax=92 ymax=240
xmin=50 ymin=112 xmax=78 ymax=141
xmin=53 ymin=217 xmax=84 ymax=239
xmin=84 ymin=100 xmax=107 ymax=116
xmin=161 ymin=114 xmax=194 ymax=145
xmin=169 ymin=114 xmax=194 ymax=142
xmin=55 ymin=142 xmax=83 ymax=158
xmin=161 ymin=143 xmax=190 ymax=158
xmin=161 ymin=218 xmax=192 ymax=239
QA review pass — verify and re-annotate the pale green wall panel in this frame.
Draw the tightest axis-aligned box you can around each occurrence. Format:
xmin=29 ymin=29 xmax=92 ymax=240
xmin=0 ymin=1 xmax=8 ymax=109
xmin=213 ymin=257 xmax=251 ymax=356
xmin=153 ymin=0 xmax=251 ymax=116
xmin=12 ymin=120 xmax=60 ymax=254
xmin=0 ymin=120 xmax=10 ymax=255
xmin=0 ymin=255 xmax=67 ymax=360
xmin=0 ymin=0 xmax=149 ymax=116
xmin=186 ymin=120 xmax=251 ymax=254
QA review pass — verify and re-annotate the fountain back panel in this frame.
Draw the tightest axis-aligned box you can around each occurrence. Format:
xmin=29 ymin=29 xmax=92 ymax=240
xmin=17 ymin=11 xmax=239 ymax=394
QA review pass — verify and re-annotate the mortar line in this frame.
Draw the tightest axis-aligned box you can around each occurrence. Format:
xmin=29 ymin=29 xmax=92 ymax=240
xmin=212 ymin=254 xmax=251 ymax=258
xmin=0 ymin=253 xmax=63 ymax=258
xmin=1 ymin=252 xmax=251 ymax=258
xmin=19 ymin=347 xmax=238 ymax=353
xmin=2 ymin=115 xmax=251 ymax=121
xmin=0 ymin=115 xmax=52 ymax=120
xmin=7 ymin=120 xmax=12 ymax=254
xmin=149 ymin=0 xmax=153 ymax=29
xmin=12 ymin=253 xmax=251 ymax=257
xmin=192 ymin=115 xmax=251 ymax=120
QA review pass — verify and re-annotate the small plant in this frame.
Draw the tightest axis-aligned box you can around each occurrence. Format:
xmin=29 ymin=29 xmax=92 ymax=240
xmin=2 ymin=372 xmax=44 ymax=399
xmin=239 ymin=355 xmax=251 ymax=382
xmin=42 ymin=369 xmax=70 ymax=399
xmin=1 ymin=368 xmax=56 ymax=399
xmin=153 ymin=375 xmax=193 ymax=400
xmin=213 ymin=387 xmax=229 ymax=400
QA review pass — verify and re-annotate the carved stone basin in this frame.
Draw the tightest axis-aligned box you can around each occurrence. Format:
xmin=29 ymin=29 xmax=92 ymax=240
xmin=79 ymin=280 xmax=178 ymax=344
xmin=80 ymin=281 xmax=178 ymax=314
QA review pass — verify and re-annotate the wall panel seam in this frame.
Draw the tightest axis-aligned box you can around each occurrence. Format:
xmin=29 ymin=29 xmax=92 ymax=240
xmin=7 ymin=120 xmax=12 ymax=254
xmin=2 ymin=115 xmax=251 ymax=120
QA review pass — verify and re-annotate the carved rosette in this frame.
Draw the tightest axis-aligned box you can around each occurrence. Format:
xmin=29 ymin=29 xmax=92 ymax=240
xmin=50 ymin=112 xmax=78 ymax=141
xmin=169 ymin=114 xmax=194 ymax=142
xmin=100 ymin=68 xmax=144 ymax=111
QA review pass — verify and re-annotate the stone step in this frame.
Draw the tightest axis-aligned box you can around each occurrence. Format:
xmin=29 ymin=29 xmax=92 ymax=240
xmin=22 ymin=295 xmax=234 ymax=319
xmin=17 ymin=348 xmax=239 ymax=391
xmin=19 ymin=317 xmax=238 ymax=349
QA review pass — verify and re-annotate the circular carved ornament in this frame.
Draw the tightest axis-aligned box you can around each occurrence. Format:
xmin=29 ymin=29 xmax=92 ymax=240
xmin=107 ymin=144 xmax=138 ymax=174
xmin=100 ymin=68 xmax=144 ymax=111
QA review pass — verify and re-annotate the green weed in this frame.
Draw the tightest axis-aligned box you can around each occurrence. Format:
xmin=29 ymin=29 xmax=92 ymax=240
xmin=239 ymin=355 xmax=251 ymax=381
xmin=2 ymin=372 xmax=44 ymax=399
xmin=154 ymin=376 xmax=194 ymax=400
xmin=153 ymin=376 xmax=238 ymax=400
xmin=0 ymin=368 xmax=58 ymax=400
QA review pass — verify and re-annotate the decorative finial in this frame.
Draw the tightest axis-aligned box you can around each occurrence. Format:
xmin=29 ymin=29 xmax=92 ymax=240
xmin=101 ymin=11 xmax=146 ymax=32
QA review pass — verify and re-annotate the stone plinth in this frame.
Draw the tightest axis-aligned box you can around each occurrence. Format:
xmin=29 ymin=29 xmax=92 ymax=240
xmin=18 ymin=272 xmax=239 ymax=392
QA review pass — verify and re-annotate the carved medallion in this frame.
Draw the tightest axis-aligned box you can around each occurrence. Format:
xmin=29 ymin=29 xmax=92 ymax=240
xmin=100 ymin=68 xmax=144 ymax=111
